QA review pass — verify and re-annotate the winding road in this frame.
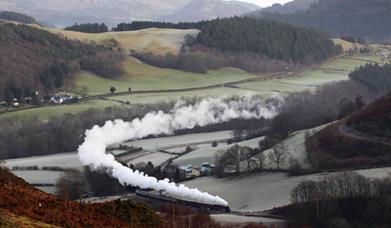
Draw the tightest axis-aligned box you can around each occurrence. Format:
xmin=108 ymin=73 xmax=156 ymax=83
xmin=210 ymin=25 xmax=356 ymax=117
xmin=339 ymin=122 xmax=391 ymax=146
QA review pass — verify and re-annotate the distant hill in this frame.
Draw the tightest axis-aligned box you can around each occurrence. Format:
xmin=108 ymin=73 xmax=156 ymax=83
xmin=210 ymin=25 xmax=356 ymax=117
xmin=247 ymin=0 xmax=317 ymax=14
xmin=158 ymin=0 xmax=259 ymax=22
xmin=0 ymin=168 xmax=160 ymax=227
xmin=0 ymin=0 xmax=258 ymax=27
xmin=0 ymin=23 xmax=107 ymax=102
xmin=249 ymin=0 xmax=391 ymax=42
xmin=0 ymin=10 xmax=36 ymax=23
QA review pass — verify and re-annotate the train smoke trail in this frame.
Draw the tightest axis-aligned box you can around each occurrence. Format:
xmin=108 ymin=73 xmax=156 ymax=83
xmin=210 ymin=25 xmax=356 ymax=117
xmin=78 ymin=96 xmax=280 ymax=206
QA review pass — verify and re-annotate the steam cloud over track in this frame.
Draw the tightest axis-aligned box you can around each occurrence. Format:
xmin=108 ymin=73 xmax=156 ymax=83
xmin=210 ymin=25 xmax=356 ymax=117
xmin=78 ymin=96 xmax=280 ymax=206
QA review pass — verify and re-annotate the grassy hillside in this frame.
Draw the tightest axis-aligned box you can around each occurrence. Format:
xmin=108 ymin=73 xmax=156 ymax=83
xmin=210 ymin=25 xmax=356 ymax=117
xmin=332 ymin=38 xmax=364 ymax=52
xmin=0 ymin=168 xmax=161 ymax=227
xmin=37 ymin=26 xmax=200 ymax=55
xmin=0 ymin=99 xmax=123 ymax=120
xmin=71 ymin=57 xmax=255 ymax=95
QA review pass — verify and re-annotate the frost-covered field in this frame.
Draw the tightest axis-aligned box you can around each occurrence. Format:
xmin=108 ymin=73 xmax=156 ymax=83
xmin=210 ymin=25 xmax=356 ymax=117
xmin=11 ymin=170 xmax=63 ymax=185
xmin=36 ymin=186 xmax=57 ymax=195
xmin=173 ymin=124 xmax=325 ymax=169
xmin=173 ymin=137 xmax=263 ymax=167
xmin=184 ymin=167 xmax=391 ymax=212
xmin=261 ymin=124 xmax=327 ymax=169
xmin=121 ymin=130 xmax=233 ymax=150
xmin=4 ymin=152 xmax=82 ymax=169
xmin=128 ymin=152 xmax=173 ymax=167
xmin=211 ymin=214 xmax=285 ymax=226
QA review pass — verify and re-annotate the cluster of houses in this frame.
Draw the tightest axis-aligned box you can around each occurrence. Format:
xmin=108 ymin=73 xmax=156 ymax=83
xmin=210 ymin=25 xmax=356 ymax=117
xmin=48 ymin=93 xmax=78 ymax=104
xmin=0 ymin=93 xmax=79 ymax=109
xmin=177 ymin=163 xmax=215 ymax=180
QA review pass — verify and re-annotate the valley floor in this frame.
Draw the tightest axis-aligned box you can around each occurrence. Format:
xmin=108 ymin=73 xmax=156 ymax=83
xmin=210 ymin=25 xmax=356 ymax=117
xmin=0 ymin=53 xmax=384 ymax=121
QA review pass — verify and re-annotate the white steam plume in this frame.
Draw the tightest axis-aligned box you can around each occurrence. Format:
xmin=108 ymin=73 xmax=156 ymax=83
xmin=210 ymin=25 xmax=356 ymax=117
xmin=78 ymin=96 xmax=280 ymax=206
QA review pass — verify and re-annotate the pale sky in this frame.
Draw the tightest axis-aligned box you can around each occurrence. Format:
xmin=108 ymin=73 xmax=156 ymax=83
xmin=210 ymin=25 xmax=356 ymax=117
xmin=236 ymin=0 xmax=294 ymax=8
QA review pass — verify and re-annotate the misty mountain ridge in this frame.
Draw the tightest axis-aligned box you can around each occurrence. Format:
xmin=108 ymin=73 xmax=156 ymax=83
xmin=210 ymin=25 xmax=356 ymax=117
xmin=0 ymin=0 xmax=259 ymax=27
xmin=159 ymin=0 xmax=259 ymax=22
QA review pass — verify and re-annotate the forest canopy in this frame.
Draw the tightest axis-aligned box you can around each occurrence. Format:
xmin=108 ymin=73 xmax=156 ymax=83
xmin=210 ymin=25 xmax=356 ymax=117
xmin=249 ymin=0 xmax=391 ymax=42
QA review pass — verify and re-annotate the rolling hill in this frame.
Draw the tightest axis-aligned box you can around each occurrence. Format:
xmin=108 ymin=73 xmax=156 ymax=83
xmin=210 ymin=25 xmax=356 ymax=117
xmin=249 ymin=0 xmax=391 ymax=42
xmin=38 ymin=26 xmax=200 ymax=55
xmin=246 ymin=0 xmax=317 ymax=14
xmin=306 ymin=94 xmax=391 ymax=170
xmin=0 ymin=167 xmax=160 ymax=227
xmin=0 ymin=23 xmax=107 ymax=102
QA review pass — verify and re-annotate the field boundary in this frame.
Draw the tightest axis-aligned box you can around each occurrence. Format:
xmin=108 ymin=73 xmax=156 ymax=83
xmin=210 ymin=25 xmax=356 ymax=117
xmin=0 ymin=54 xmax=348 ymax=117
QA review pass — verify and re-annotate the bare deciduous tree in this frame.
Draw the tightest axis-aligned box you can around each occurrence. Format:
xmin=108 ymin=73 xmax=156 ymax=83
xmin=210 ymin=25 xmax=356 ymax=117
xmin=268 ymin=142 xmax=288 ymax=169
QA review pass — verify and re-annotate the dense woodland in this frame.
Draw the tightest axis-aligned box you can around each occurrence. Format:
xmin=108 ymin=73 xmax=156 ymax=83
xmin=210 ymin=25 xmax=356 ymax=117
xmin=0 ymin=23 xmax=124 ymax=102
xmin=0 ymin=11 xmax=36 ymax=24
xmin=65 ymin=23 xmax=109 ymax=33
xmin=349 ymin=63 xmax=391 ymax=94
xmin=253 ymin=0 xmax=391 ymax=42
xmin=195 ymin=17 xmax=341 ymax=64
xmin=129 ymin=17 xmax=341 ymax=73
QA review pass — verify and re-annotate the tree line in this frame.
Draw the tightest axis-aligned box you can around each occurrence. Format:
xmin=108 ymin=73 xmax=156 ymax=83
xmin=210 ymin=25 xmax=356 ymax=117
xmin=0 ymin=11 xmax=36 ymax=24
xmin=0 ymin=97 xmax=271 ymax=160
xmin=132 ymin=47 xmax=299 ymax=74
xmin=65 ymin=23 xmax=108 ymax=33
xmin=278 ymin=172 xmax=391 ymax=227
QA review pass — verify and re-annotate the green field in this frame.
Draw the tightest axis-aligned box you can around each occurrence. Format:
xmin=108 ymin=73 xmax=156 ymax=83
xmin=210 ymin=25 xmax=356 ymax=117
xmin=33 ymin=26 xmax=200 ymax=55
xmin=0 ymin=99 xmax=122 ymax=121
xmin=109 ymin=87 xmax=268 ymax=104
xmin=235 ymin=55 xmax=383 ymax=92
xmin=1 ymin=54 xmax=384 ymax=120
xmin=71 ymin=57 xmax=257 ymax=95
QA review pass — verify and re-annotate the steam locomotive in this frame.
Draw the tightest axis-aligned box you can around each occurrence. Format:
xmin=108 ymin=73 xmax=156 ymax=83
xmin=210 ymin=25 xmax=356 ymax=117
xmin=135 ymin=189 xmax=231 ymax=213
